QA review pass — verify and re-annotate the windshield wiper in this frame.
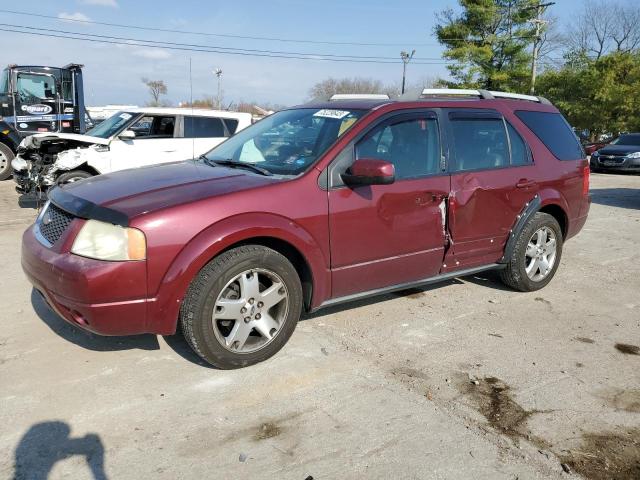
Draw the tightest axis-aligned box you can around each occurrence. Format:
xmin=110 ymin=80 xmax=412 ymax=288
xmin=207 ymin=158 xmax=272 ymax=176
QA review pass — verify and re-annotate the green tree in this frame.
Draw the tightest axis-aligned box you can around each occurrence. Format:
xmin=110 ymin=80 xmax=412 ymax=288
xmin=537 ymin=51 xmax=640 ymax=139
xmin=435 ymin=0 xmax=539 ymax=91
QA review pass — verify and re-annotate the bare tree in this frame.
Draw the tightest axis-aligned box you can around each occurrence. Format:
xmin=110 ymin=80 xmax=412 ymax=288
xmin=611 ymin=3 xmax=640 ymax=52
xmin=308 ymin=77 xmax=390 ymax=100
xmin=566 ymin=1 xmax=640 ymax=58
xmin=142 ymin=78 xmax=168 ymax=106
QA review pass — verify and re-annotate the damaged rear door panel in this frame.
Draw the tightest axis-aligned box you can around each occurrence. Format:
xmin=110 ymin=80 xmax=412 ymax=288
xmin=442 ymin=109 xmax=539 ymax=272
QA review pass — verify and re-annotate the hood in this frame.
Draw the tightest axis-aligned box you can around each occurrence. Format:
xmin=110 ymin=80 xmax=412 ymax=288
xmin=597 ymin=144 xmax=640 ymax=156
xmin=22 ymin=132 xmax=110 ymax=148
xmin=59 ymin=161 xmax=280 ymax=219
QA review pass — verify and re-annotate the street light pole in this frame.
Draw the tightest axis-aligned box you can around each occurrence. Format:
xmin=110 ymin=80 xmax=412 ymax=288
xmin=400 ymin=50 xmax=415 ymax=95
xmin=213 ymin=68 xmax=223 ymax=109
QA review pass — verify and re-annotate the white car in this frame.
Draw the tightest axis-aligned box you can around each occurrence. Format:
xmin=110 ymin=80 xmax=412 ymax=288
xmin=12 ymin=107 xmax=252 ymax=193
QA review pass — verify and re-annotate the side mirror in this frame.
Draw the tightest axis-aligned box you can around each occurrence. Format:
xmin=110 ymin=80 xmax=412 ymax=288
xmin=341 ymin=158 xmax=395 ymax=186
xmin=118 ymin=129 xmax=136 ymax=140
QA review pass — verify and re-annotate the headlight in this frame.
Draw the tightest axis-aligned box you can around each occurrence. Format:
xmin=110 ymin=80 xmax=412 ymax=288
xmin=626 ymin=151 xmax=640 ymax=159
xmin=71 ymin=219 xmax=146 ymax=261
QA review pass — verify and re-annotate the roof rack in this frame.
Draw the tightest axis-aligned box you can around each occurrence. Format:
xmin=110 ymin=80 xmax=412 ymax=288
xmin=404 ymin=88 xmax=551 ymax=105
xmin=329 ymin=93 xmax=390 ymax=101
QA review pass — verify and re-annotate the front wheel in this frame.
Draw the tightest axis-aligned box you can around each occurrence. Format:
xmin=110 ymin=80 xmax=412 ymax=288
xmin=0 ymin=143 xmax=15 ymax=181
xmin=180 ymin=245 xmax=303 ymax=369
xmin=500 ymin=212 xmax=563 ymax=292
xmin=56 ymin=170 xmax=93 ymax=185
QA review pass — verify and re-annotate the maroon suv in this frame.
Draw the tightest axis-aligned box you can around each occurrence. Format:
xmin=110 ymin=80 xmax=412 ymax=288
xmin=21 ymin=90 xmax=591 ymax=368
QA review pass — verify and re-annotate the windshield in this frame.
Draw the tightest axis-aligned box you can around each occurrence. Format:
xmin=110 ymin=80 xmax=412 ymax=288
xmin=611 ymin=134 xmax=640 ymax=146
xmin=85 ymin=111 xmax=138 ymax=139
xmin=203 ymin=108 xmax=365 ymax=176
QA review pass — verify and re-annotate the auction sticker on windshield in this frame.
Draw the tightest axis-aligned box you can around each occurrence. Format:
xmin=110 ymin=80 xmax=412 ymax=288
xmin=119 ymin=113 xmax=132 ymax=120
xmin=313 ymin=109 xmax=351 ymax=119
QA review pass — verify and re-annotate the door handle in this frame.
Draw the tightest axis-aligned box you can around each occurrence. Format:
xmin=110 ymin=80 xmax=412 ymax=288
xmin=516 ymin=179 xmax=536 ymax=189
xmin=163 ymin=149 xmax=177 ymax=153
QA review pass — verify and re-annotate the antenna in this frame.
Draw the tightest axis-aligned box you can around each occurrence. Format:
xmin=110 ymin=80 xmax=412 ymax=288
xmin=189 ymin=57 xmax=195 ymax=161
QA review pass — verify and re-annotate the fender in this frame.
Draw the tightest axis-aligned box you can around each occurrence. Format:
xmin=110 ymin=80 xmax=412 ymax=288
xmin=147 ymin=212 xmax=330 ymax=335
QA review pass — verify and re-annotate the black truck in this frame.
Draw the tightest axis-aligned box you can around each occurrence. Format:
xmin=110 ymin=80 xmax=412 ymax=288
xmin=0 ymin=64 xmax=88 ymax=180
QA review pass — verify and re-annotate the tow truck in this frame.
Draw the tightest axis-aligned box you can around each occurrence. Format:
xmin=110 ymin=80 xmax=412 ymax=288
xmin=0 ymin=64 xmax=88 ymax=180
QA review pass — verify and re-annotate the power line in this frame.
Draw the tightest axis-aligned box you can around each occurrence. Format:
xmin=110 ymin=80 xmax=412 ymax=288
xmin=0 ymin=26 xmax=453 ymax=65
xmin=0 ymin=8 xmax=445 ymax=47
xmin=0 ymin=23 xmax=448 ymax=62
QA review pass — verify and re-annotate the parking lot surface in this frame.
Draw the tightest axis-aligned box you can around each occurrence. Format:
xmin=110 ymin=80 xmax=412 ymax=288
xmin=0 ymin=173 xmax=638 ymax=480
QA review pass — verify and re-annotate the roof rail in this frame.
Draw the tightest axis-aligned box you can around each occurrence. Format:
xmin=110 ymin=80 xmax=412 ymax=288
xmin=416 ymin=88 xmax=551 ymax=105
xmin=329 ymin=93 xmax=390 ymax=101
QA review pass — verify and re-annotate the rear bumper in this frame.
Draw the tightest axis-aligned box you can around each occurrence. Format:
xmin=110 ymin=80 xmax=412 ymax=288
xmin=22 ymin=225 xmax=151 ymax=336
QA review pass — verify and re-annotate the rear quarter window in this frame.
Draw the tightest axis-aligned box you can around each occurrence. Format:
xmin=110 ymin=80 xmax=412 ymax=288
xmin=515 ymin=111 xmax=583 ymax=160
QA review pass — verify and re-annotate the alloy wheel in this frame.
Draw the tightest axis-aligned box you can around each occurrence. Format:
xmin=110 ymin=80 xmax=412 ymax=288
xmin=212 ymin=268 xmax=289 ymax=353
xmin=525 ymin=226 xmax=557 ymax=282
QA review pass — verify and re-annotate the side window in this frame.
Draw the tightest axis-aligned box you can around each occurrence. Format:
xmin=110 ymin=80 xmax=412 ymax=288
xmin=515 ymin=110 xmax=583 ymax=160
xmin=129 ymin=116 xmax=153 ymax=137
xmin=184 ymin=116 xmax=226 ymax=138
xmin=355 ymin=116 xmax=441 ymax=180
xmin=507 ymin=123 xmax=531 ymax=166
xmin=450 ymin=117 xmax=508 ymax=171
xmin=150 ymin=116 xmax=176 ymax=137
xmin=222 ymin=118 xmax=239 ymax=135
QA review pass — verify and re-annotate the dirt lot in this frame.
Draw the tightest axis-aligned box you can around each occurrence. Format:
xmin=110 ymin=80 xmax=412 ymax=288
xmin=0 ymin=173 xmax=638 ymax=480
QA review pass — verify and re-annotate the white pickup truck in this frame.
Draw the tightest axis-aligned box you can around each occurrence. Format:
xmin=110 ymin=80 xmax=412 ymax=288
xmin=12 ymin=107 xmax=252 ymax=193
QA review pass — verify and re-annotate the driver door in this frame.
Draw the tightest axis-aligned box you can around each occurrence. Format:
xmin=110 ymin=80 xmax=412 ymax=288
xmin=13 ymin=72 xmax=60 ymax=134
xmin=328 ymin=112 xmax=450 ymax=298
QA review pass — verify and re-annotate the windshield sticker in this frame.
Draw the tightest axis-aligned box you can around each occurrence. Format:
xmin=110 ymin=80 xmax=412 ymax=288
xmin=119 ymin=113 xmax=132 ymax=120
xmin=313 ymin=109 xmax=350 ymax=120
xmin=339 ymin=117 xmax=358 ymax=136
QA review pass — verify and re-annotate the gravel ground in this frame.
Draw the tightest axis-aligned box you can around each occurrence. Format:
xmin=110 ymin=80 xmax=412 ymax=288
xmin=0 ymin=172 xmax=638 ymax=480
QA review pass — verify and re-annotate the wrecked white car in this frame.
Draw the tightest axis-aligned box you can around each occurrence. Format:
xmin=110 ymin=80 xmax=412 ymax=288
xmin=12 ymin=107 xmax=252 ymax=194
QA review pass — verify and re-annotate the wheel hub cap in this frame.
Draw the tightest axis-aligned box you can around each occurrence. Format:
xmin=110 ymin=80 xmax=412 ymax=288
xmin=525 ymin=226 xmax=557 ymax=282
xmin=212 ymin=268 xmax=289 ymax=354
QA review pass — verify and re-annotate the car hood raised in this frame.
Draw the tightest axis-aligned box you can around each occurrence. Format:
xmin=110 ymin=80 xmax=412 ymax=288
xmin=597 ymin=145 xmax=640 ymax=156
xmin=22 ymin=132 xmax=110 ymax=148
xmin=59 ymin=161 xmax=280 ymax=220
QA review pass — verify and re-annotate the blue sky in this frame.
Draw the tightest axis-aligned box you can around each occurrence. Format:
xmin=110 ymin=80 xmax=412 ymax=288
xmin=2 ymin=0 xmax=581 ymax=106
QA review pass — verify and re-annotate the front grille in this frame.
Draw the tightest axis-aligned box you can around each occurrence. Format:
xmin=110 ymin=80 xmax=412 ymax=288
xmin=599 ymin=155 xmax=625 ymax=164
xmin=38 ymin=203 xmax=75 ymax=245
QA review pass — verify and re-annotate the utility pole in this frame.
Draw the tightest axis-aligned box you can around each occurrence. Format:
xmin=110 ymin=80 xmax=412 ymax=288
xmin=213 ymin=68 xmax=223 ymax=109
xmin=528 ymin=2 xmax=555 ymax=95
xmin=400 ymin=50 xmax=415 ymax=94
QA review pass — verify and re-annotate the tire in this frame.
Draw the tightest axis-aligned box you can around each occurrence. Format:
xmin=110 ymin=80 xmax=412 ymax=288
xmin=180 ymin=245 xmax=303 ymax=369
xmin=0 ymin=143 xmax=15 ymax=181
xmin=56 ymin=170 xmax=93 ymax=185
xmin=500 ymin=212 xmax=563 ymax=292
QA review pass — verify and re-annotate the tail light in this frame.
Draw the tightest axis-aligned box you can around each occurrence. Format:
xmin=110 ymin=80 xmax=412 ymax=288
xmin=582 ymin=165 xmax=590 ymax=195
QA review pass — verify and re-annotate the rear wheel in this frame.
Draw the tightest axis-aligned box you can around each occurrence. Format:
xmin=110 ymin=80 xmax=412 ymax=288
xmin=56 ymin=170 xmax=93 ymax=185
xmin=180 ymin=245 xmax=303 ymax=369
xmin=500 ymin=212 xmax=563 ymax=292
xmin=0 ymin=143 xmax=15 ymax=181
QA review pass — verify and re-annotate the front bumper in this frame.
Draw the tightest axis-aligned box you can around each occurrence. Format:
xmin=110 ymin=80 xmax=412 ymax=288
xmin=591 ymin=156 xmax=640 ymax=172
xmin=21 ymin=224 xmax=151 ymax=336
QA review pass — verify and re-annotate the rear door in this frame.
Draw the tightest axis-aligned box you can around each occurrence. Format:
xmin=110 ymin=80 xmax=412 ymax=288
xmin=328 ymin=111 xmax=450 ymax=298
xmin=444 ymin=109 xmax=538 ymax=271
xmin=181 ymin=115 xmax=230 ymax=157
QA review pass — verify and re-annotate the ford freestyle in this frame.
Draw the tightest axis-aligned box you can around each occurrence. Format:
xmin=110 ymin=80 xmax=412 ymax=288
xmin=21 ymin=89 xmax=591 ymax=369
